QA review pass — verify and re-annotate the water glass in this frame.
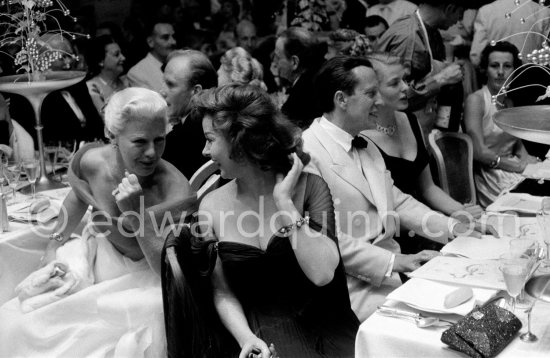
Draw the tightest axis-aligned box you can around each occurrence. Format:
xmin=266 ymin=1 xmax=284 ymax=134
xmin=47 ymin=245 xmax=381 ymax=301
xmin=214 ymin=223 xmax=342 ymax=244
xmin=499 ymin=253 xmax=533 ymax=313
xmin=22 ymin=158 xmax=40 ymax=200
xmin=3 ymin=160 xmax=21 ymax=202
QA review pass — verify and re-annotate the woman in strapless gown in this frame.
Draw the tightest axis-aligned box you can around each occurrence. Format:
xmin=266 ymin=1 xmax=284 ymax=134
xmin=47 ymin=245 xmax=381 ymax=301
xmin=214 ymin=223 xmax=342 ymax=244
xmin=180 ymin=84 xmax=358 ymax=358
xmin=0 ymin=88 xmax=195 ymax=357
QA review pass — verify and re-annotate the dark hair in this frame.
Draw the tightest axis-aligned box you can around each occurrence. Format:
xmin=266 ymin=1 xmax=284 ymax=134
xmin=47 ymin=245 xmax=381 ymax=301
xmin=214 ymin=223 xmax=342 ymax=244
xmin=479 ymin=41 xmax=522 ymax=72
xmin=166 ymin=49 xmax=218 ymax=89
xmin=314 ymin=56 xmax=373 ymax=113
xmin=278 ymin=27 xmax=318 ymax=70
xmin=87 ymin=35 xmax=118 ymax=77
xmin=190 ymin=84 xmax=308 ymax=174
xmin=365 ymin=15 xmax=388 ymax=30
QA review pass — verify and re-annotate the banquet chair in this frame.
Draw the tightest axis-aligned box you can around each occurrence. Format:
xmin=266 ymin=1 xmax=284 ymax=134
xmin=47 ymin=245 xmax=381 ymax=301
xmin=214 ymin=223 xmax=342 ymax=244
xmin=44 ymin=140 xmax=77 ymax=178
xmin=428 ymin=130 xmax=477 ymax=205
xmin=189 ymin=160 xmax=221 ymax=201
xmin=161 ymin=225 xmax=235 ymax=358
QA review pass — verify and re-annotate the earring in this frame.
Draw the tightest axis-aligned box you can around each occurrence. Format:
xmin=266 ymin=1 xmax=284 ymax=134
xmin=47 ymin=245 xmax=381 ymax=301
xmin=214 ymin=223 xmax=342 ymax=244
xmin=112 ymin=142 xmax=118 ymax=149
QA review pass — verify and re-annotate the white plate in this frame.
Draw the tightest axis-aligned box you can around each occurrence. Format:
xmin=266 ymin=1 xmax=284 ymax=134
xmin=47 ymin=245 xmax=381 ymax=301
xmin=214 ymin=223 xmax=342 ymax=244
xmin=404 ymin=299 xmax=474 ymax=315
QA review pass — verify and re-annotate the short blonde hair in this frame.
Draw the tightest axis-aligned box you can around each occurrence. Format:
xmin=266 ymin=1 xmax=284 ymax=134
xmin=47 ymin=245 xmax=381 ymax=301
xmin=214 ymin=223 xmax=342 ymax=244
xmin=219 ymin=47 xmax=267 ymax=90
xmin=104 ymin=87 xmax=167 ymax=136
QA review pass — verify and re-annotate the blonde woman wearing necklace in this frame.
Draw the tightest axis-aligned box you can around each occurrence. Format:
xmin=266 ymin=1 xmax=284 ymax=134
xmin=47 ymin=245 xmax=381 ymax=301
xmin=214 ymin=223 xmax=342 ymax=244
xmin=464 ymin=41 xmax=539 ymax=208
xmin=86 ymin=35 xmax=129 ymax=116
xmin=363 ymin=53 xmax=482 ymax=246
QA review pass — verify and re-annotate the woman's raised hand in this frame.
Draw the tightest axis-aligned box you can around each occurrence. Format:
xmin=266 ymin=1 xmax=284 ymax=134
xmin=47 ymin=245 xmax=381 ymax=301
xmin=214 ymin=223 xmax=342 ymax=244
xmin=273 ymin=152 xmax=303 ymax=208
xmin=112 ymin=170 xmax=143 ymax=213
xmin=239 ymin=335 xmax=271 ymax=358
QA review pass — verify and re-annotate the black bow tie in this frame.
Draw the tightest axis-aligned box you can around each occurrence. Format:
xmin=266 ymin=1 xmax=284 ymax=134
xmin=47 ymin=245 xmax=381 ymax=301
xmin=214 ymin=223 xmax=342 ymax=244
xmin=352 ymin=136 xmax=369 ymax=149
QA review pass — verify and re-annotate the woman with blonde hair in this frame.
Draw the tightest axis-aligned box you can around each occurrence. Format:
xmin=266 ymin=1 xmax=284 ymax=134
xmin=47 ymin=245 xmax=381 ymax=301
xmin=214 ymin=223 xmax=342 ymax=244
xmin=0 ymin=87 xmax=195 ymax=357
xmin=217 ymin=46 xmax=267 ymax=90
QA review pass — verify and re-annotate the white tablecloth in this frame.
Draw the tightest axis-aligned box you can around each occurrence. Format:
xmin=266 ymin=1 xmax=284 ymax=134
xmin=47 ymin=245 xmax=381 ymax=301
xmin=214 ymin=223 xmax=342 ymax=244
xmin=355 ymin=213 xmax=550 ymax=357
xmin=0 ymin=188 xmax=71 ymax=305
xmin=355 ymin=299 xmax=550 ymax=357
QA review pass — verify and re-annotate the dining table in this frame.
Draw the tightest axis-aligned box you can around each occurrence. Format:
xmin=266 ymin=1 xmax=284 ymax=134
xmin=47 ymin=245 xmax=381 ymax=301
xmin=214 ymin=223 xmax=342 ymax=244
xmin=0 ymin=187 xmax=74 ymax=306
xmin=355 ymin=190 xmax=550 ymax=358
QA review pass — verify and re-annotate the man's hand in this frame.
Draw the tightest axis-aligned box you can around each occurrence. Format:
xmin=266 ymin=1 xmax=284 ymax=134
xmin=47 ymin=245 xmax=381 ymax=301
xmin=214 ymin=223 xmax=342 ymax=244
xmin=393 ymin=250 xmax=440 ymax=272
xmin=434 ymin=63 xmax=463 ymax=86
xmin=452 ymin=221 xmax=499 ymax=239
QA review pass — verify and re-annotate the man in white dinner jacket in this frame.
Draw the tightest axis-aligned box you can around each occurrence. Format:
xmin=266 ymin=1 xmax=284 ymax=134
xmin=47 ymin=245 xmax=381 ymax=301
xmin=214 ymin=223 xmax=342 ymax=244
xmin=302 ymin=56 xmax=486 ymax=321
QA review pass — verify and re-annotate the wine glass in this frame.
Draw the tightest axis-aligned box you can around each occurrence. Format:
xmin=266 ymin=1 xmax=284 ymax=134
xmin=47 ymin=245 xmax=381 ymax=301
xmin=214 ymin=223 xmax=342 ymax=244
xmin=22 ymin=158 xmax=40 ymax=200
xmin=499 ymin=253 xmax=533 ymax=313
xmin=3 ymin=160 xmax=21 ymax=202
xmin=536 ymin=198 xmax=550 ymax=273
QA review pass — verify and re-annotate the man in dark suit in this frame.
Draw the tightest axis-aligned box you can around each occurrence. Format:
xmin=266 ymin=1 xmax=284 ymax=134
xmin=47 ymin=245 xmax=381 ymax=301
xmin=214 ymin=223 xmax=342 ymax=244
xmin=161 ymin=50 xmax=217 ymax=179
xmin=271 ymin=27 xmax=324 ymax=130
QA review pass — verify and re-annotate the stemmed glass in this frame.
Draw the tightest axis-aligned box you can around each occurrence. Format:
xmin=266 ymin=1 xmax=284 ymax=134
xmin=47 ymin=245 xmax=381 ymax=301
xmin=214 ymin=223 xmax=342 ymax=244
xmin=3 ymin=160 xmax=21 ymax=202
xmin=499 ymin=253 xmax=533 ymax=313
xmin=22 ymin=158 xmax=40 ymax=200
xmin=536 ymin=198 xmax=550 ymax=272
xmin=0 ymin=154 xmax=7 ymax=194
xmin=520 ymin=293 xmax=538 ymax=343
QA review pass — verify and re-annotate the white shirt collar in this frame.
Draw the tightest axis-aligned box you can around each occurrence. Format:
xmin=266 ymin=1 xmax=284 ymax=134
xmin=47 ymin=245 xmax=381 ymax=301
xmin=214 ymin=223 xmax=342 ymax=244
xmin=319 ymin=116 xmax=354 ymax=153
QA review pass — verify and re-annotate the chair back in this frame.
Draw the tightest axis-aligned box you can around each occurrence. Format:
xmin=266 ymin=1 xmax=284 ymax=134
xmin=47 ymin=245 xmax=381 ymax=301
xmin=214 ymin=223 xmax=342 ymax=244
xmin=161 ymin=226 xmax=237 ymax=358
xmin=428 ymin=130 xmax=476 ymax=205
xmin=189 ymin=160 xmax=221 ymax=201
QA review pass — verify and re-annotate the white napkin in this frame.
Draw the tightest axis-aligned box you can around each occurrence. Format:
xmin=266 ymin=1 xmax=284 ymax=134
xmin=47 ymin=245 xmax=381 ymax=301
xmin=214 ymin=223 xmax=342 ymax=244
xmin=9 ymin=199 xmax=61 ymax=223
xmin=387 ymin=278 xmax=496 ymax=315
xmin=523 ymin=161 xmax=550 ymax=179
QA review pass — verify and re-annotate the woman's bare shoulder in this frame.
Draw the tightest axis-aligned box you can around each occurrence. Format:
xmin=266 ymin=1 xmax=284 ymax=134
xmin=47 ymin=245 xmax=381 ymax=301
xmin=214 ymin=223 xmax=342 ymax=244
xmin=79 ymin=146 xmax=110 ymax=178
xmin=156 ymin=159 xmax=192 ymax=195
xmin=199 ymin=180 xmax=236 ymax=213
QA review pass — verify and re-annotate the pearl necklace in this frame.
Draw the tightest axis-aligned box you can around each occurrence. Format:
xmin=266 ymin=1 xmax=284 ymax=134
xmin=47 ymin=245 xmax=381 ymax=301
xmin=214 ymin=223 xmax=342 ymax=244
xmin=376 ymin=122 xmax=397 ymax=136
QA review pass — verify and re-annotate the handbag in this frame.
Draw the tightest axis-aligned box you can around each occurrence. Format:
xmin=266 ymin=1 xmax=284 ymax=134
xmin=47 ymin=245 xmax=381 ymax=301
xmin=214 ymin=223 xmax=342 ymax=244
xmin=441 ymin=303 xmax=522 ymax=358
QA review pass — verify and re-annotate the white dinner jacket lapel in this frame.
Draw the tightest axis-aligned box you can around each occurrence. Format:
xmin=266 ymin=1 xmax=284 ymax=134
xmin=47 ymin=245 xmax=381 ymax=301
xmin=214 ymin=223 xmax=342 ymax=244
xmin=309 ymin=121 xmax=376 ymax=207
xmin=356 ymin=133 xmax=396 ymax=242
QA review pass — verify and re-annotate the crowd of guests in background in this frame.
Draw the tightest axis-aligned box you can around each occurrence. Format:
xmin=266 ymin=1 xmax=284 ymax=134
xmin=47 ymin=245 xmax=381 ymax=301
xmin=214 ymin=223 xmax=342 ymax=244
xmin=2 ymin=0 xmax=550 ymax=356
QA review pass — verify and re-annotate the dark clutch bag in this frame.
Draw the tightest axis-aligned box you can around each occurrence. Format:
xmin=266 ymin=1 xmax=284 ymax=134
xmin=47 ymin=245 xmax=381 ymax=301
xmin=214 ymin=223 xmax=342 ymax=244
xmin=441 ymin=304 xmax=522 ymax=358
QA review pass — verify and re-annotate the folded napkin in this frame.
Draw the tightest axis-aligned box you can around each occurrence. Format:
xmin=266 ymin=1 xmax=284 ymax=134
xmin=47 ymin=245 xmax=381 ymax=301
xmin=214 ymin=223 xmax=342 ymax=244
xmin=15 ymin=236 xmax=97 ymax=313
xmin=9 ymin=199 xmax=61 ymax=223
xmin=387 ymin=278 xmax=496 ymax=315
xmin=522 ymin=161 xmax=550 ymax=179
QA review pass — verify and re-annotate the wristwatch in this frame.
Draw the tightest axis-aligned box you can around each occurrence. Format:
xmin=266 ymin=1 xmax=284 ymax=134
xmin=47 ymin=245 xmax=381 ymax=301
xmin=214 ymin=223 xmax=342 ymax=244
xmin=49 ymin=232 xmax=64 ymax=242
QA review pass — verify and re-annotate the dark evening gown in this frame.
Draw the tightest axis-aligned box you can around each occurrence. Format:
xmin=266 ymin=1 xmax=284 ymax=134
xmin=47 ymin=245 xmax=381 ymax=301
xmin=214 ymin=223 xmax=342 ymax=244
xmin=377 ymin=112 xmax=430 ymax=202
xmin=179 ymin=173 xmax=359 ymax=358
xmin=373 ymin=113 xmax=442 ymax=254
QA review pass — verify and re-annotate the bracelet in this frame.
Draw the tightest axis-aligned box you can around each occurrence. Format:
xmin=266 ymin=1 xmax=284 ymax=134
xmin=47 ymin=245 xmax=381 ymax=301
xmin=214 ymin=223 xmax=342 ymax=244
xmin=489 ymin=155 xmax=501 ymax=168
xmin=278 ymin=216 xmax=310 ymax=237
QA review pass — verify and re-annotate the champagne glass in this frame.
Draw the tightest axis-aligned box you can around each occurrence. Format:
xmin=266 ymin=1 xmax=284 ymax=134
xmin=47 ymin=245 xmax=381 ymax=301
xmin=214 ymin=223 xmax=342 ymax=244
xmin=499 ymin=253 xmax=533 ymax=313
xmin=510 ymin=237 xmax=539 ymax=307
xmin=23 ymin=158 xmax=40 ymax=200
xmin=520 ymin=294 xmax=538 ymax=343
xmin=3 ymin=160 xmax=21 ymax=202
xmin=537 ymin=198 xmax=550 ymax=273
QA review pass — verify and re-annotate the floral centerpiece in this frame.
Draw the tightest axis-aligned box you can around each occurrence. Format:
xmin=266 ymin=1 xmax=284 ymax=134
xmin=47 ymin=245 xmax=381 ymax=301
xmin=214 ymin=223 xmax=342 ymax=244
xmin=0 ymin=0 xmax=88 ymax=189
xmin=0 ymin=0 xmax=88 ymax=82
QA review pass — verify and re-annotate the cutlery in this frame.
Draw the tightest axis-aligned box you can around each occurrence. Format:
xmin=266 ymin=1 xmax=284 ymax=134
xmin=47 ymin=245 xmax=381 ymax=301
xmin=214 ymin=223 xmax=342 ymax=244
xmin=377 ymin=306 xmax=455 ymax=328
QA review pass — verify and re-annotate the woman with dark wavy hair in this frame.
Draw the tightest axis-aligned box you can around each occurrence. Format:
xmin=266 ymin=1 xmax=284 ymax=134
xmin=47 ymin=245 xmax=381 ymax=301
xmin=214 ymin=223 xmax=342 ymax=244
xmin=185 ymin=84 xmax=358 ymax=357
